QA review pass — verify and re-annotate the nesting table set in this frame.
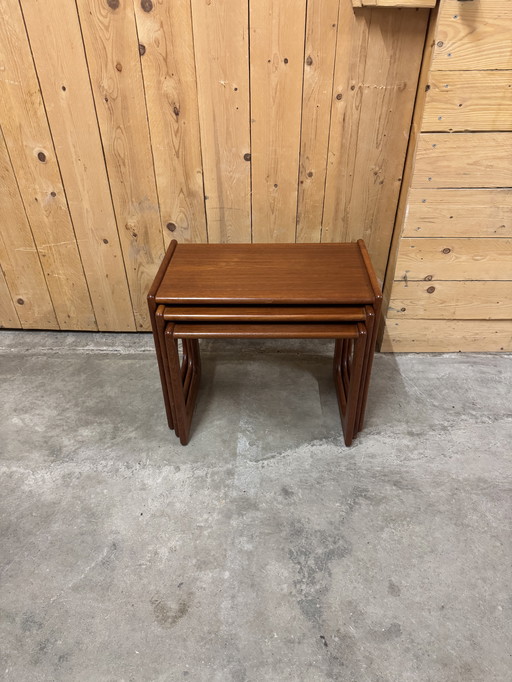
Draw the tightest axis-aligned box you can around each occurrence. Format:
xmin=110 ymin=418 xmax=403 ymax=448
xmin=148 ymin=241 xmax=382 ymax=446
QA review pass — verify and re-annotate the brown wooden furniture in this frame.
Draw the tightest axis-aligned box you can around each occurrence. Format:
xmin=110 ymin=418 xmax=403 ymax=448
xmin=148 ymin=240 xmax=382 ymax=446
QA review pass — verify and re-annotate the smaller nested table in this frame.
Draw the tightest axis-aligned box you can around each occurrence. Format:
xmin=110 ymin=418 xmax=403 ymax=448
xmin=148 ymin=241 xmax=382 ymax=446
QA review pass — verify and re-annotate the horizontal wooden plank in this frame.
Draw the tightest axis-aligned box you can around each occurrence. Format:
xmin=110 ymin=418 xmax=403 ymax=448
xmin=388 ymin=280 xmax=512 ymax=319
xmin=395 ymin=238 xmax=512 ymax=280
xmin=403 ymin=189 xmax=512 ymax=237
xmin=432 ymin=0 xmax=512 ymax=71
xmin=412 ymin=133 xmax=512 ymax=188
xmin=355 ymin=0 xmax=435 ymax=6
xmin=382 ymin=319 xmax=512 ymax=352
xmin=423 ymin=71 xmax=512 ymax=132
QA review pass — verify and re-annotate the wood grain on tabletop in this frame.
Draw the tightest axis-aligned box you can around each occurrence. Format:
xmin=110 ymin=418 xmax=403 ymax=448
xmin=156 ymin=243 xmax=376 ymax=305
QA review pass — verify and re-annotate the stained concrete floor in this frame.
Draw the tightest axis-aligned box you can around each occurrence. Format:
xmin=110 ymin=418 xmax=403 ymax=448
xmin=0 ymin=331 xmax=511 ymax=682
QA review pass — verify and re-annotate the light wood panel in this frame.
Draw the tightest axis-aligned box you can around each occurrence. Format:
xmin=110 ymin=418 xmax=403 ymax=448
xmin=382 ymin=319 xmax=512 ymax=352
xmin=0 ymin=130 xmax=58 ymax=329
xmin=395 ymin=238 xmax=512 ymax=281
xmin=322 ymin=3 xmax=371 ymax=244
xmin=403 ymin=189 xmax=512 ymax=238
xmin=356 ymin=0 xmax=435 ymax=5
xmin=432 ymin=0 xmax=512 ymax=71
xmin=424 ymin=71 xmax=512 ymax=132
xmin=296 ymin=0 xmax=340 ymax=243
xmin=250 ymin=0 xmax=308 ymax=242
xmin=0 ymin=264 xmax=20 ymax=329
xmin=0 ymin=0 xmax=96 ymax=330
xmin=388 ymin=280 xmax=512 ymax=319
xmin=383 ymin=0 xmax=512 ymax=352
xmin=134 ymin=0 xmax=207 ymax=246
xmin=322 ymin=7 xmax=429 ymax=279
xmin=380 ymin=2 xmax=438 ymax=343
xmin=20 ymin=0 xmax=135 ymax=331
xmin=191 ymin=0 xmax=251 ymax=243
xmin=413 ymin=133 xmax=512 ymax=189
xmin=77 ymin=0 xmax=164 ymax=331
xmin=0 ymin=0 xmax=430 ymax=331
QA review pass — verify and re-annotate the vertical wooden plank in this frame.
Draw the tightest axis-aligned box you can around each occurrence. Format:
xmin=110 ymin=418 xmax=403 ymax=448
xmin=344 ymin=8 xmax=428 ymax=279
xmin=76 ymin=0 xmax=165 ymax=331
xmin=191 ymin=0 xmax=251 ymax=243
xmin=250 ymin=0 xmax=307 ymax=242
xmin=0 ymin=265 xmax=20 ymax=329
xmin=323 ymin=5 xmax=428 ymax=281
xmin=19 ymin=0 xmax=135 ymax=331
xmin=133 ymin=0 xmax=207 ymax=246
xmin=296 ymin=0 xmax=340 ymax=243
xmin=322 ymin=0 xmax=372 ymax=243
xmin=0 ymin=0 xmax=97 ymax=330
xmin=379 ymin=3 xmax=437 ymax=347
xmin=0 ymin=129 xmax=59 ymax=329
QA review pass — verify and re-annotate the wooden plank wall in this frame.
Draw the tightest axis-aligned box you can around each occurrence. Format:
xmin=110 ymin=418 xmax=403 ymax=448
xmin=383 ymin=0 xmax=512 ymax=352
xmin=0 ymin=0 xmax=429 ymax=331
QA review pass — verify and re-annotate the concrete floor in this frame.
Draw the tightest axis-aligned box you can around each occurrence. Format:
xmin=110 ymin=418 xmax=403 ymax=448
xmin=0 ymin=331 xmax=511 ymax=682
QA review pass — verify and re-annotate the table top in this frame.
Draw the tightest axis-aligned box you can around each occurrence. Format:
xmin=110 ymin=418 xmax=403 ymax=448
xmin=154 ymin=242 xmax=380 ymax=305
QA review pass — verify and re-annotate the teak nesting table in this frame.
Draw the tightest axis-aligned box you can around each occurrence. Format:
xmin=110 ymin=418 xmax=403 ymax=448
xmin=148 ymin=241 xmax=382 ymax=446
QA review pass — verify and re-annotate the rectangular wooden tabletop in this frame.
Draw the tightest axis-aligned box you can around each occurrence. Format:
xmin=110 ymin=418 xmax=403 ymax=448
xmin=155 ymin=243 xmax=377 ymax=305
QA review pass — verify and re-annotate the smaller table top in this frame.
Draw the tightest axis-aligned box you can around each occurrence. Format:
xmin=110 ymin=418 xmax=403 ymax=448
xmin=154 ymin=242 xmax=380 ymax=306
